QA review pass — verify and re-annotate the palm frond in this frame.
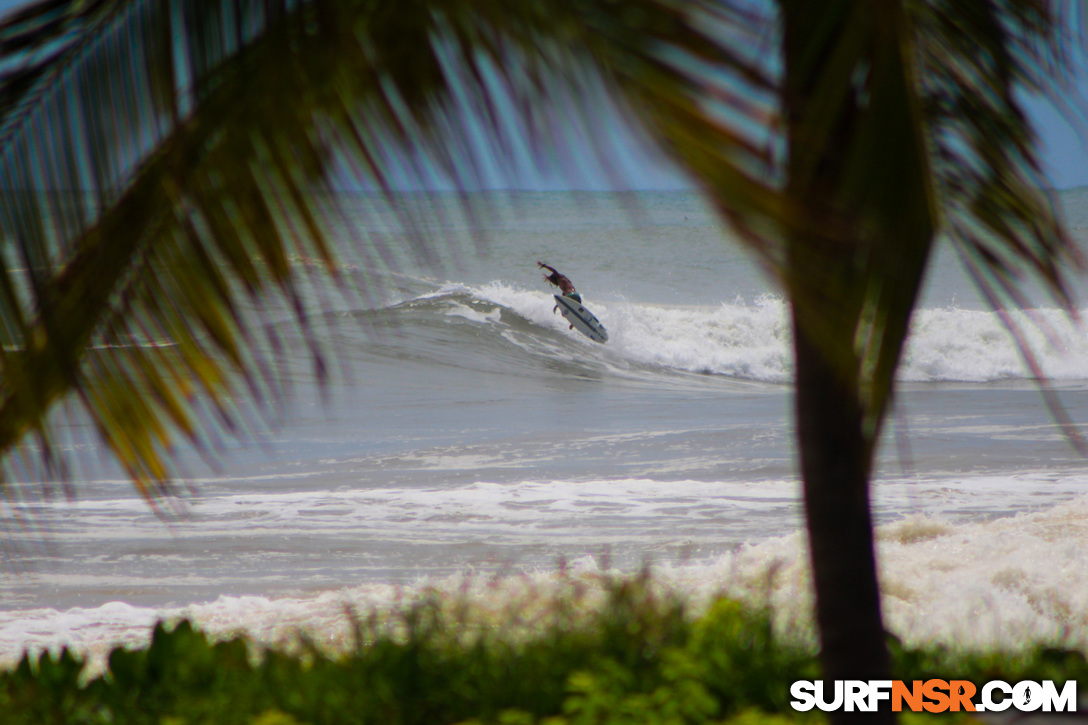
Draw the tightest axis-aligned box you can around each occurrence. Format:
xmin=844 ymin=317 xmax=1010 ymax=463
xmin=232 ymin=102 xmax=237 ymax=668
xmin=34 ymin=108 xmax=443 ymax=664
xmin=771 ymin=0 xmax=938 ymax=453
xmin=915 ymin=0 xmax=1084 ymax=299
xmin=913 ymin=0 xmax=1088 ymax=449
xmin=768 ymin=0 xmax=1084 ymax=453
xmin=0 ymin=0 xmax=782 ymax=502
xmin=0 ymin=0 xmax=370 ymax=497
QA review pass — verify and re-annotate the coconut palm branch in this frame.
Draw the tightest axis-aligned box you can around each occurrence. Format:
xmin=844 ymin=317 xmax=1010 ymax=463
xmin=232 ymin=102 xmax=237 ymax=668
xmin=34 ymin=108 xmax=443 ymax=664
xmin=773 ymin=0 xmax=1085 ymax=712
xmin=0 ymin=0 xmax=777 ymax=500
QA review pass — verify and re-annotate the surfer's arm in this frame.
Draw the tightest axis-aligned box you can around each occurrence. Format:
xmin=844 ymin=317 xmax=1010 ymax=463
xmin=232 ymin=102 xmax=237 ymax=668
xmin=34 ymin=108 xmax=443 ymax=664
xmin=537 ymin=262 xmax=558 ymax=275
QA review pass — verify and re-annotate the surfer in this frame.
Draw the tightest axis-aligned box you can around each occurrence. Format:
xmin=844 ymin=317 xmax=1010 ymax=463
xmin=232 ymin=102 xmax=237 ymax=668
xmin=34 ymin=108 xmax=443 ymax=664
xmin=538 ymin=262 xmax=582 ymax=306
xmin=538 ymin=261 xmax=609 ymax=342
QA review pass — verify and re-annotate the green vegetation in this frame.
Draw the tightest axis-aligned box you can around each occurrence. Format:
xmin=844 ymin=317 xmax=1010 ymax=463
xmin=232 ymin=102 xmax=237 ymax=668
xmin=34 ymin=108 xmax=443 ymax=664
xmin=1 ymin=577 xmax=1082 ymax=724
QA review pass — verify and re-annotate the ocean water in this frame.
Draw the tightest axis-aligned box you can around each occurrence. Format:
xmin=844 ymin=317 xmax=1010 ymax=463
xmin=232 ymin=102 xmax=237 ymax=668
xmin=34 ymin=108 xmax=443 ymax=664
xmin=3 ymin=188 xmax=1088 ymax=673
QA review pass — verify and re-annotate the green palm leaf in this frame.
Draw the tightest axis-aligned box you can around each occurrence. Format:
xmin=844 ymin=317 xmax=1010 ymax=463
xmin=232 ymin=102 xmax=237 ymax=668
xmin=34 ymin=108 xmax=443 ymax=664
xmin=0 ymin=0 xmax=777 ymax=499
xmin=916 ymin=0 xmax=1087 ymax=451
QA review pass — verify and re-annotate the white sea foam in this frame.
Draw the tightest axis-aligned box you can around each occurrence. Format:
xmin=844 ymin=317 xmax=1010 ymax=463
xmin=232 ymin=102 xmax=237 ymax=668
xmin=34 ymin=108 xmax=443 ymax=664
xmin=662 ymin=492 xmax=1088 ymax=650
xmin=903 ymin=307 xmax=1088 ymax=381
xmin=19 ymin=470 xmax=1078 ymax=554
xmin=4 ymin=480 xmax=1087 ymax=678
xmin=11 ymin=476 xmax=802 ymax=546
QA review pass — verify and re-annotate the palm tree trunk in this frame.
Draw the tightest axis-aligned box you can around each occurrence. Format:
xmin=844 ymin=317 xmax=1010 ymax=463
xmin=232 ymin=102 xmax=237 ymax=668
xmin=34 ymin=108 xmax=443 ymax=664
xmin=793 ymin=318 xmax=894 ymax=723
xmin=780 ymin=1 xmax=896 ymax=717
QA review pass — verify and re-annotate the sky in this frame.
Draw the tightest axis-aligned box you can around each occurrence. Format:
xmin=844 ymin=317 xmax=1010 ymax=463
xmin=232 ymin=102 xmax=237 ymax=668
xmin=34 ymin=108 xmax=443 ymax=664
xmin=0 ymin=0 xmax=1085 ymax=190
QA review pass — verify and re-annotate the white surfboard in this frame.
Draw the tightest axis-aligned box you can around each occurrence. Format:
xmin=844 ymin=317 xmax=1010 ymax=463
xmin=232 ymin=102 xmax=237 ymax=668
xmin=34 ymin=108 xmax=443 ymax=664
xmin=554 ymin=294 xmax=608 ymax=343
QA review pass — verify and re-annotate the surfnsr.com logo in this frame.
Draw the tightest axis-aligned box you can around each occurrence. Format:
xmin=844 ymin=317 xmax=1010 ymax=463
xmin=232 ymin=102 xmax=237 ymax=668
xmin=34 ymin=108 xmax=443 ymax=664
xmin=790 ymin=680 xmax=1077 ymax=713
